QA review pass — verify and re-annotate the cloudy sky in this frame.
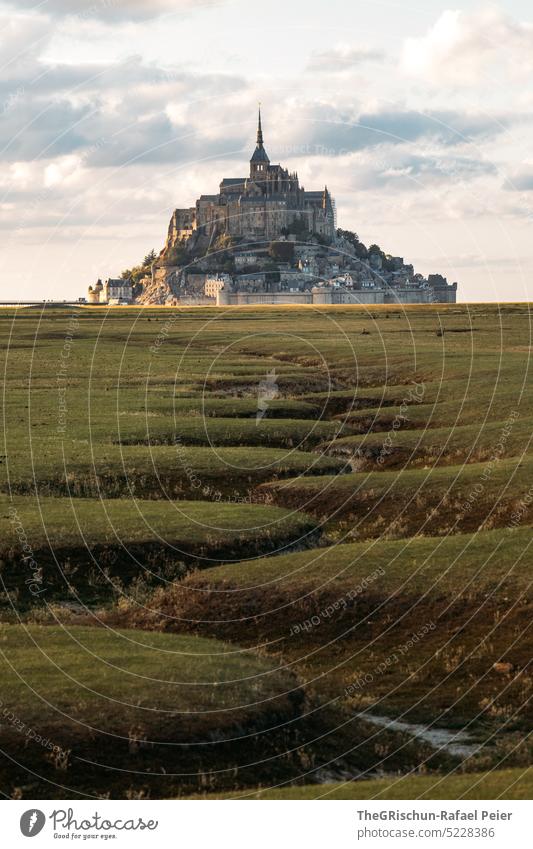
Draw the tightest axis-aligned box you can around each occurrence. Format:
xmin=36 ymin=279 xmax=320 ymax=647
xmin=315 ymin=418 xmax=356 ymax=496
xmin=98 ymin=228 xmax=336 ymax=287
xmin=0 ymin=0 xmax=532 ymax=301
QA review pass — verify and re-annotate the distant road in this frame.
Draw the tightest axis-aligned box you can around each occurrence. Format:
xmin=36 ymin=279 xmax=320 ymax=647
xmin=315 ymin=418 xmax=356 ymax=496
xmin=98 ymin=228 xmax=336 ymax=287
xmin=0 ymin=301 xmax=85 ymax=306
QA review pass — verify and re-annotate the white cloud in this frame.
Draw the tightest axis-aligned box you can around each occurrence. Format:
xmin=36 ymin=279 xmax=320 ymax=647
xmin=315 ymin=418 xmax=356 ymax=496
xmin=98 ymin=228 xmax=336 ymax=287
xmin=0 ymin=3 xmax=530 ymax=302
xmin=0 ymin=50 xmax=247 ymax=165
xmin=503 ymin=166 xmax=533 ymax=192
xmin=269 ymin=102 xmax=507 ymax=160
xmin=0 ymin=13 xmax=51 ymax=78
xmin=7 ymin=0 xmax=222 ymax=21
xmin=402 ymin=7 xmax=533 ymax=84
xmin=307 ymin=45 xmax=384 ymax=73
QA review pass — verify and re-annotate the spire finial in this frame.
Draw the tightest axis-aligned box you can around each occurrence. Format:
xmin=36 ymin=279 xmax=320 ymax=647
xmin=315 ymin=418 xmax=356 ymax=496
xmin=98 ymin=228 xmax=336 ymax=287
xmin=257 ymin=103 xmax=263 ymax=146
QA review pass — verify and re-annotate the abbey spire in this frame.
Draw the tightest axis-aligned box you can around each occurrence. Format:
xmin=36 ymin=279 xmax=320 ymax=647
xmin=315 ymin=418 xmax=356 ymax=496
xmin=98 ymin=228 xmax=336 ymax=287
xmin=250 ymin=105 xmax=270 ymax=179
xmin=257 ymin=106 xmax=263 ymax=146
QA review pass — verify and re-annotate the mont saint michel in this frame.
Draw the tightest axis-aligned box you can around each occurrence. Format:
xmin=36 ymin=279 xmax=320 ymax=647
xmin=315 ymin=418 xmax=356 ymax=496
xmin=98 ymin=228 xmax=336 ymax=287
xmin=88 ymin=110 xmax=458 ymax=307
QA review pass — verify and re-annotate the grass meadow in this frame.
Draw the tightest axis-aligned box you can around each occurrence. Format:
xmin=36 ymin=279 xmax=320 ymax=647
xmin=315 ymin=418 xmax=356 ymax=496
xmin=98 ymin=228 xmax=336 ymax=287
xmin=0 ymin=302 xmax=531 ymax=799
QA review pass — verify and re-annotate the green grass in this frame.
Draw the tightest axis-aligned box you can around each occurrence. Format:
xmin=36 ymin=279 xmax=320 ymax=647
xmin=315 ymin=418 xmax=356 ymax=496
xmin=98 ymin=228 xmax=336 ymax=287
xmin=170 ymin=396 xmax=322 ymax=418
xmin=0 ymin=624 xmax=298 ymax=741
xmin=0 ymin=623 xmax=309 ymax=798
xmin=119 ymin=527 xmax=533 ymax=745
xmin=3 ymin=442 xmax=346 ymax=499
xmin=0 ymin=494 xmax=319 ymax=604
xmin=259 ymin=455 xmax=533 ymax=537
xmin=115 ymin=416 xmax=348 ymax=448
xmin=172 ymin=524 xmax=533 ymax=593
xmin=1 ymin=303 xmax=532 ymax=798
xmin=205 ymin=767 xmax=533 ymax=799
xmin=0 ymin=493 xmax=318 ymax=553
xmin=327 ymin=415 xmax=533 ymax=467
xmin=1 ymin=388 xmax=348 ymax=448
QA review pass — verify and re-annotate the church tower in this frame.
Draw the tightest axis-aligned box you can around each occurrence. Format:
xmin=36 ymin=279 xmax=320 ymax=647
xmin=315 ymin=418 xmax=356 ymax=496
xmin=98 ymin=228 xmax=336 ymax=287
xmin=250 ymin=107 xmax=270 ymax=183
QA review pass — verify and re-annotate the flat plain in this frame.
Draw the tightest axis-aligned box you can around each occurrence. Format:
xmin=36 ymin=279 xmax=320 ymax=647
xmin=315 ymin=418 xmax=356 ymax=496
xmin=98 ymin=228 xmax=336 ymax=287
xmin=0 ymin=302 xmax=531 ymax=799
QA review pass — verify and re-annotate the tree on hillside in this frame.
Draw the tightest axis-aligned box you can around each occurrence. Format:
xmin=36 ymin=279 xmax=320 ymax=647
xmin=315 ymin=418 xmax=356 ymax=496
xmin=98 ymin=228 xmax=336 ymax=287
xmin=120 ymin=265 xmax=144 ymax=284
xmin=336 ymin=228 xmax=360 ymax=246
xmin=143 ymin=250 xmax=157 ymax=267
xmin=120 ymin=249 xmax=159 ymax=296
xmin=337 ymin=228 xmax=368 ymax=259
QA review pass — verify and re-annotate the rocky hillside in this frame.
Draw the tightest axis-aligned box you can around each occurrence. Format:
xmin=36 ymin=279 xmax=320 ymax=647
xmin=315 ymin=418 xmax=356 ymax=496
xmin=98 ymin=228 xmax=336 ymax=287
xmin=135 ymin=266 xmax=180 ymax=305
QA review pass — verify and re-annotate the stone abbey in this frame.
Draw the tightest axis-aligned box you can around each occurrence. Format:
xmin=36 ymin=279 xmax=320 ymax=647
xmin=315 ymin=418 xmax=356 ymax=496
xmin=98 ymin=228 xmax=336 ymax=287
xmin=166 ymin=108 xmax=336 ymax=250
xmin=87 ymin=108 xmax=458 ymax=305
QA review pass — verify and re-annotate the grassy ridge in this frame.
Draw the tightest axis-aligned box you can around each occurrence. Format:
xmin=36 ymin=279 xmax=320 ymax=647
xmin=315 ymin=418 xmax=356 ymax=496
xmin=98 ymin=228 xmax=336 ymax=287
xmin=327 ymin=415 xmax=532 ymax=468
xmin=0 ymin=624 xmax=299 ymax=741
xmin=206 ymin=767 xmax=533 ymax=800
xmin=160 ymin=525 xmax=533 ymax=593
xmin=3 ymin=442 xmax=346 ymax=499
xmin=112 ymin=527 xmax=533 ymax=741
xmin=0 ymin=624 xmax=311 ymax=798
xmin=0 ymin=494 xmax=319 ymax=604
xmin=259 ymin=455 xmax=533 ymax=537
xmin=1 ymin=493 xmax=318 ymax=553
xmin=1 ymin=303 xmax=532 ymax=798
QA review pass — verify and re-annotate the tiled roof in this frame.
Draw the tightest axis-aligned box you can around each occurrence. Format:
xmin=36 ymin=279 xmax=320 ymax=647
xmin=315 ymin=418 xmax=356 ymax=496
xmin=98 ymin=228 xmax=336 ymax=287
xmin=251 ymin=145 xmax=270 ymax=163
